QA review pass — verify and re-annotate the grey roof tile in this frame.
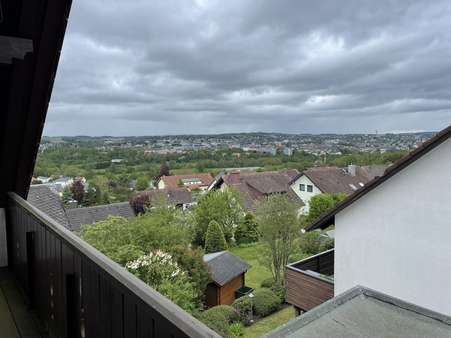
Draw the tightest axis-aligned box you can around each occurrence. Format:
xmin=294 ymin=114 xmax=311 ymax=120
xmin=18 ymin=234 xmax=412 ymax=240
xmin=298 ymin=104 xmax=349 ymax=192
xmin=67 ymin=202 xmax=135 ymax=231
xmin=27 ymin=185 xmax=70 ymax=228
xmin=203 ymin=251 xmax=250 ymax=286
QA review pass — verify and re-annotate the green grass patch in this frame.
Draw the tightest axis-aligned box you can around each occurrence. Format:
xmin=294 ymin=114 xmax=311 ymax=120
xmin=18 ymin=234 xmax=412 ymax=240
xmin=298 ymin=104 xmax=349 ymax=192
xmin=242 ymin=306 xmax=295 ymax=338
xmin=230 ymin=243 xmax=272 ymax=290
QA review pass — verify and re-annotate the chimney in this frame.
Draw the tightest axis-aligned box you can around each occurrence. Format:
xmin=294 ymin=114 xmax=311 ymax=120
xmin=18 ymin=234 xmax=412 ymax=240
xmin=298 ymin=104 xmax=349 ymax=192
xmin=348 ymin=164 xmax=357 ymax=176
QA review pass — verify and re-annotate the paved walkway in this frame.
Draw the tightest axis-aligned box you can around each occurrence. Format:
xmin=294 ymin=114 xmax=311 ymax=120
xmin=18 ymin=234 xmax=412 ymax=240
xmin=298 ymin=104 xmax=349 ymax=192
xmin=0 ymin=268 xmax=46 ymax=338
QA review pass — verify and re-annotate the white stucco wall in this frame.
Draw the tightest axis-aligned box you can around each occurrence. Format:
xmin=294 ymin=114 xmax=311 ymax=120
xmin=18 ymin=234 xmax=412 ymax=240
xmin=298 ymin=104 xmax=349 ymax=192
xmin=157 ymin=180 xmax=165 ymax=189
xmin=335 ymin=137 xmax=451 ymax=316
xmin=290 ymin=175 xmax=322 ymax=213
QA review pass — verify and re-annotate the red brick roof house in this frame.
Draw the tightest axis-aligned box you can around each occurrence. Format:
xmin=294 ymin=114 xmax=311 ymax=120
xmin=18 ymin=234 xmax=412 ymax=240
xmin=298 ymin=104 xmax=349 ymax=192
xmin=209 ymin=170 xmax=303 ymax=212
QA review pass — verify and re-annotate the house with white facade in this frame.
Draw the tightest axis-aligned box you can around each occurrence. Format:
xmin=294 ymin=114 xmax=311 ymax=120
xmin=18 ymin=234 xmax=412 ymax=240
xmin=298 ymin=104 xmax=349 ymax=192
xmin=268 ymin=125 xmax=451 ymax=337
xmin=290 ymin=165 xmax=386 ymax=213
xmin=157 ymin=173 xmax=214 ymax=191
xmin=285 ymin=125 xmax=451 ymax=320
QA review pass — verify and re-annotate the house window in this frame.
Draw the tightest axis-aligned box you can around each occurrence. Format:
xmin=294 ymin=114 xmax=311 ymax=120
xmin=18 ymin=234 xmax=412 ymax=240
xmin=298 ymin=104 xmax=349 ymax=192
xmin=300 ymin=184 xmax=305 ymax=191
xmin=307 ymin=185 xmax=313 ymax=192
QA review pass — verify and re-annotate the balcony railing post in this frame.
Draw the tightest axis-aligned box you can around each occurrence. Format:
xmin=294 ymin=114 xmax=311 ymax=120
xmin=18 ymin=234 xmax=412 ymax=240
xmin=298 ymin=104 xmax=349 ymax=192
xmin=26 ymin=230 xmax=35 ymax=308
xmin=65 ymin=273 xmax=78 ymax=338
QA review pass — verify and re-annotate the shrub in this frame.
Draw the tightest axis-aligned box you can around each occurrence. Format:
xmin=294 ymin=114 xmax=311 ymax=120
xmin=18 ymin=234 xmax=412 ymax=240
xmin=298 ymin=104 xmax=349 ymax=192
xmin=205 ymin=220 xmax=227 ymax=253
xmin=271 ymin=284 xmax=286 ymax=303
xmin=260 ymin=277 xmax=275 ymax=289
xmin=299 ymin=231 xmax=334 ymax=256
xmin=203 ymin=305 xmax=239 ymax=323
xmin=252 ymin=289 xmax=281 ymax=317
xmin=229 ymin=322 xmax=244 ymax=337
xmin=125 ymin=250 xmax=197 ymax=313
xmin=298 ymin=231 xmax=323 ymax=256
xmin=199 ymin=305 xmax=238 ymax=337
xmin=170 ymin=245 xmax=211 ymax=306
xmin=235 ymin=214 xmax=259 ymax=245
xmin=200 ymin=314 xmax=230 ymax=337
xmin=319 ymin=236 xmax=334 ymax=252
xmin=232 ymin=296 xmax=253 ymax=325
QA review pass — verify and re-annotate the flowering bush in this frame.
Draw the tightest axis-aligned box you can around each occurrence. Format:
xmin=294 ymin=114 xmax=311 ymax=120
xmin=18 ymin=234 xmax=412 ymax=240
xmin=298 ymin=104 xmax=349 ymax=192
xmin=126 ymin=250 xmax=197 ymax=312
xmin=126 ymin=250 xmax=184 ymax=285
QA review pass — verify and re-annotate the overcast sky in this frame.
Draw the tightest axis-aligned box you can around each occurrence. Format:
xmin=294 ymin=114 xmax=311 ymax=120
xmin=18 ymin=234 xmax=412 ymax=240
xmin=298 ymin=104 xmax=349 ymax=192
xmin=44 ymin=0 xmax=451 ymax=136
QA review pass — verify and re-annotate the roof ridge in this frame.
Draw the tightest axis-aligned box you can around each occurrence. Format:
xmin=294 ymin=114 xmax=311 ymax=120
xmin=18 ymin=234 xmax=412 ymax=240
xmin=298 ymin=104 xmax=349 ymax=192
xmin=306 ymin=124 xmax=451 ymax=231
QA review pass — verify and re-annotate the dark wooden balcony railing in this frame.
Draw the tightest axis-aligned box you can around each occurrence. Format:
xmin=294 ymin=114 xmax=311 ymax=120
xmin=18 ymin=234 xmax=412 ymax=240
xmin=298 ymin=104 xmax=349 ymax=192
xmin=6 ymin=192 xmax=219 ymax=338
xmin=285 ymin=249 xmax=334 ymax=313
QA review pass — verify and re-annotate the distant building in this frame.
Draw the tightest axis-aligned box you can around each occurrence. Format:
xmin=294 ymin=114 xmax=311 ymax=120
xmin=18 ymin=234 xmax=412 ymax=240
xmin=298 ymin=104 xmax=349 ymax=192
xmin=157 ymin=173 xmax=214 ymax=191
xmin=289 ymin=165 xmax=387 ymax=213
xmin=36 ymin=176 xmax=51 ymax=183
xmin=111 ymin=158 xmax=124 ymax=164
xmin=52 ymin=176 xmax=74 ymax=193
xmin=139 ymin=188 xmax=194 ymax=210
xmin=203 ymin=251 xmax=250 ymax=307
xmin=283 ymin=147 xmax=293 ymax=156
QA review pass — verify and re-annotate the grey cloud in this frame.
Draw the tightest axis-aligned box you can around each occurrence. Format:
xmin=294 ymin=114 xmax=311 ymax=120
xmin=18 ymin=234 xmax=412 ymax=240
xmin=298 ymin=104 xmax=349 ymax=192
xmin=45 ymin=0 xmax=451 ymax=136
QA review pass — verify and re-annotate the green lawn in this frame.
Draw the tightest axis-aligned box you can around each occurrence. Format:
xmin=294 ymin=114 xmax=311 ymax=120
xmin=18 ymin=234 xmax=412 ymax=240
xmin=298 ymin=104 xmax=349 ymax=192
xmin=242 ymin=306 xmax=295 ymax=338
xmin=230 ymin=243 xmax=297 ymax=337
xmin=230 ymin=243 xmax=272 ymax=290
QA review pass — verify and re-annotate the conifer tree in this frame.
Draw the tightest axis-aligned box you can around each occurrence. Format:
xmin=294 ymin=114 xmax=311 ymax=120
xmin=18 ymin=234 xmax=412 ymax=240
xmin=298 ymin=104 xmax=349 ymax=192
xmin=204 ymin=220 xmax=227 ymax=253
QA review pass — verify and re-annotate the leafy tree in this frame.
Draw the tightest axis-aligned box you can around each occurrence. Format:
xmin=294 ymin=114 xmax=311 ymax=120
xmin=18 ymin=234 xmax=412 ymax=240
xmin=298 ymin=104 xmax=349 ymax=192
xmin=256 ymin=194 xmax=300 ymax=286
xmin=235 ymin=213 xmax=259 ymax=245
xmin=70 ymin=178 xmax=85 ymax=204
xmin=129 ymin=191 xmax=169 ymax=215
xmin=62 ymin=187 xmax=73 ymax=205
xmin=158 ymin=164 xmax=170 ymax=178
xmin=80 ymin=206 xmax=190 ymax=261
xmin=298 ymin=230 xmax=335 ymax=256
xmin=305 ymin=193 xmax=346 ymax=224
xmin=82 ymin=184 xmax=102 ymax=207
xmin=170 ymin=245 xmax=211 ymax=306
xmin=135 ymin=176 xmax=148 ymax=191
xmin=193 ymin=189 xmax=244 ymax=246
xmin=205 ymin=220 xmax=227 ymax=253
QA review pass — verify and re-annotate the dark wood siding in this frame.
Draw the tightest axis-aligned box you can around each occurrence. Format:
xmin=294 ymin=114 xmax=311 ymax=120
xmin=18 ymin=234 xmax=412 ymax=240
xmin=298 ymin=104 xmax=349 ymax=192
xmin=219 ymin=274 xmax=244 ymax=306
xmin=6 ymin=193 xmax=219 ymax=338
xmin=285 ymin=249 xmax=334 ymax=312
xmin=285 ymin=269 xmax=333 ymax=312
xmin=206 ymin=284 xmax=219 ymax=308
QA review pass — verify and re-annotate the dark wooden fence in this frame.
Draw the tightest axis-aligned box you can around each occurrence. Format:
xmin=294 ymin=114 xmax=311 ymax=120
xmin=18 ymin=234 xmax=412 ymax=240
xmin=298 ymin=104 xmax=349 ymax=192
xmin=6 ymin=192 xmax=219 ymax=338
xmin=285 ymin=249 xmax=334 ymax=313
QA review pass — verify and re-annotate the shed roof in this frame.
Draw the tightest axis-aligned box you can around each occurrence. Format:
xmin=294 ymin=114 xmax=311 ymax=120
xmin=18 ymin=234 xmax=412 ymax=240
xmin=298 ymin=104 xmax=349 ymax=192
xmin=264 ymin=286 xmax=451 ymax=338
xmin=306 ymin=124 xmax=451 ymax=231
xmin=203 ymin=251 xmax=250 ymax=286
